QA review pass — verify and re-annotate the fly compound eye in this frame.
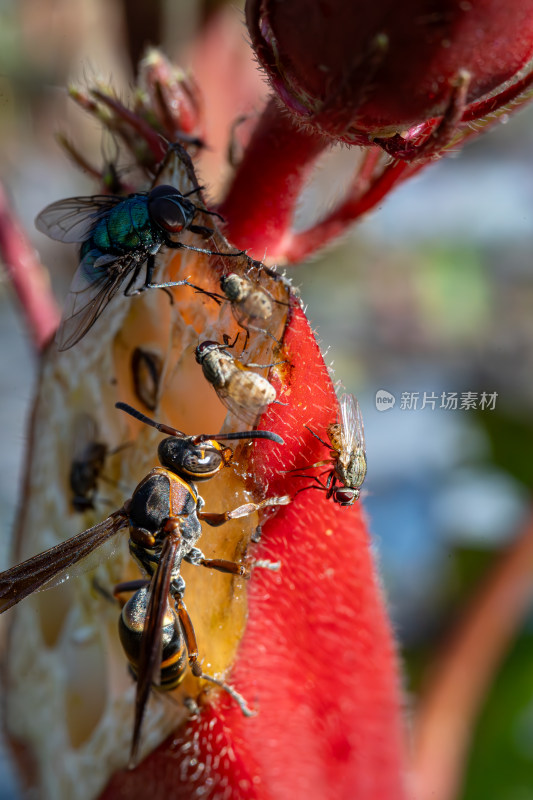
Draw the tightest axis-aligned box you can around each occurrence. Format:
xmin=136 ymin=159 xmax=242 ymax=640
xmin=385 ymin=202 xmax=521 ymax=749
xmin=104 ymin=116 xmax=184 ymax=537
xmin=334 ymin=488 xmax=358 ymax=506
xmin=195 ymin=341 xmax=218 ymax=363
xmin=148 ymin=186 xmax=195 ymax=233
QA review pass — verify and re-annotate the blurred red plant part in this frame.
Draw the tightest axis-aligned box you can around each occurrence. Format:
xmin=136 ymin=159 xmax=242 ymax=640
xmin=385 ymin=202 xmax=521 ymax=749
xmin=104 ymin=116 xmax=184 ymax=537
xmin=282 ymin=152 xmax=426 ymax=264
xmin=216 ymin=0 xmax=533 ymax=260
xmin=188 ymin=7 xmax=271 ymax=195
xmin=98 ymin=305 xmax=407 ymax=800
xmin=219 ymin=99 xmax=425 ymax=262
xmin=412 ymin=509 xmax=533 ymax=800
xmin=138 ymin=49 xmax=206 ymax=146
xmin=0 ymin=184 xmax=59 ymax=350
xmin=218 ymin=97 xmax=328 ymax=257
xmin=246 ymin=0 xmax=533 ymax=146
xmin=89 ymin=88 xmax=167 ymax=164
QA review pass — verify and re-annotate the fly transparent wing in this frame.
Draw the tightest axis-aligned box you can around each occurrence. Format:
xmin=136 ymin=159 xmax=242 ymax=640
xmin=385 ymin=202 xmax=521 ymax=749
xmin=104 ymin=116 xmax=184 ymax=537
xmin=214 ymin=363 xmax=275 ymax=427
xmin=56 ymin=251 xmax=135 ymax=351
xmin=215 ymin=385 xmax=267 ymax=427
xmin=339 ymin=393 xmax=365 ymax=456
xmin=35 ymin=195 xmax=124 ymax=243
xmin=0 ymin=508 xmax=129 ymax=613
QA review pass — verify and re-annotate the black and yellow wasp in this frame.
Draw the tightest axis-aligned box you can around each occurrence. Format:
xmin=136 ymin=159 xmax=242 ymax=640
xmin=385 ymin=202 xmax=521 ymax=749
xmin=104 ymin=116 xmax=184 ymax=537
xmin=0 ymin=402 xmax=288 ymax=767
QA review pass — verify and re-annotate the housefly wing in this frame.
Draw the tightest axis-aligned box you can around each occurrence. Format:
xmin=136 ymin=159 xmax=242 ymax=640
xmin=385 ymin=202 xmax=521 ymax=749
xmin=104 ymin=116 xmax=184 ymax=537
xmin=56 ymin=252 xmax=130 ymax=351
xmin=36 ymin=196 xmax=122 ymax=243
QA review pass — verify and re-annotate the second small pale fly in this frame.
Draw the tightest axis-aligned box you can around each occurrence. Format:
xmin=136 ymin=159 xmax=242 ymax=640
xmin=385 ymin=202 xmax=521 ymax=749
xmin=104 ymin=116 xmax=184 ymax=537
xmin=292 ymin=393 xmax=367 ymax=506
xmin=36 ymin=184 xmax=238 ymax=350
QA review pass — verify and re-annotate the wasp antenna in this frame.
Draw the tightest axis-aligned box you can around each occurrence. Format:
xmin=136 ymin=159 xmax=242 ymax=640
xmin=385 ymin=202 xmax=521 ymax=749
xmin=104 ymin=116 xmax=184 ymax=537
xmin=223 ymin=430 xmax=284 ymax=445
xmin=193 ymin=429 xmax=283 ymax=445
xmin=115 ymin=402 xmax=186 ymax=438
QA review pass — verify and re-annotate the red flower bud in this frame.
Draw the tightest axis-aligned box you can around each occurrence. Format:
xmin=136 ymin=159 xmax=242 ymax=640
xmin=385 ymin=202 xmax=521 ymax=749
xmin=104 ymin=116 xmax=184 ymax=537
xmin=247 ymin=0 xmax=533 ymax=147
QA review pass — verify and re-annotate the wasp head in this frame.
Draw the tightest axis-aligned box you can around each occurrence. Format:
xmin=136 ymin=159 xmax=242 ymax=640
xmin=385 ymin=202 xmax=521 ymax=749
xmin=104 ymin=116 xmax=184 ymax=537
xmin=158 ymin=436 xmax=232 ymax=480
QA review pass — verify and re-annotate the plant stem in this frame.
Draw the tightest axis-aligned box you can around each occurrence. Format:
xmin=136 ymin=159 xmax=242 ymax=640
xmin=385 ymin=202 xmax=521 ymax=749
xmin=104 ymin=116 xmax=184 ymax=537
xmin=0 ymin=185 xmax=59 ymax=350
xmin=412 ymin=510 xmax=533 ymax=800
xmin=219 ymin=97 xmax=328 ymax=256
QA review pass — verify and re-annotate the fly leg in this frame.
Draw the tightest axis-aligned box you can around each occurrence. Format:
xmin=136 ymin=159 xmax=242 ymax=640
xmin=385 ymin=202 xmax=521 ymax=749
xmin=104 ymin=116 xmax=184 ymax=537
xmin=141 ymin=254 xmax=198 ymax=300
xmin=173 ymin=593 xmax=255 ymax=717
xmin=123 ymin=261 xmax=145 ymax=296
xmin=290 ymin=474 xmax=330 ymax=499
xmin=164 ymin=238 xmax=245 ymax=258
xmin=304 ymin=425 xmax=332 ymax=449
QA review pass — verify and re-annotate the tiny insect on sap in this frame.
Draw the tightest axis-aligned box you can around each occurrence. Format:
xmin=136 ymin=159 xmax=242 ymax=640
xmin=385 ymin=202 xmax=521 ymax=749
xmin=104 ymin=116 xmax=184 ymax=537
xmin=292 ymin=393 xmax=367 ymax=506
xmin=195 ymin=336 xmax=281 ymax=425
xmin=69 ymin=413 xmax=130 ymax=512
xmin=69 ymin=413 xmax=109 ymax=512
xmin=0 ymin=402 xmax=289 ymax=767
xmin=36 ymin=179 xmax=242 ymax=351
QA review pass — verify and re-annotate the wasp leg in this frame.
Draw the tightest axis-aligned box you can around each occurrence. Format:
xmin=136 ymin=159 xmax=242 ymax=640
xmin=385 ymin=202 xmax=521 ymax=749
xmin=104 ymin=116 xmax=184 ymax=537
xmin=113 ymin=578 xmax=150 ymax=607
xmin=198 ymin=495 xmax=290 ymax=527
xmin=246 ymin=359 xmax=286 ymax=369
xmin=185 ymin=546 xmax=248 ymax=576
xmin=197 ymin=557 xmax=249 ymax=578
xmin=174 ymin=594 xmax=255 ymax=717
xmin=285 ymin=459 xmax=331 ymax=473
xmin=114 ymin=579 xmax=150 ymax=596
xmin=91 ymin=577 xmax=150 ymax=608
xmin=251 ymin=559 xmax=281 ymax=572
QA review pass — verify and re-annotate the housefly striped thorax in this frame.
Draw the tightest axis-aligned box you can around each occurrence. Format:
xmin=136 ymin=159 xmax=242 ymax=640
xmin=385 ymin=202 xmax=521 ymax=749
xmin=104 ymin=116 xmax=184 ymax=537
xmin=195 ymin=335 xmax=281 ymax=425
xmin=0 ymin=402 xmax=288 ymax=767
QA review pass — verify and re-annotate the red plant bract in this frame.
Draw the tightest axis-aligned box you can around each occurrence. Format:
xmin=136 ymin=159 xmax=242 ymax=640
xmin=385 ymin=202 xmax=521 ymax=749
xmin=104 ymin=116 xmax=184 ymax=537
xmin=248 ymin=0 xmax=533 ymax=142
xmin=99 ymin=306 xmax=406 ymax=800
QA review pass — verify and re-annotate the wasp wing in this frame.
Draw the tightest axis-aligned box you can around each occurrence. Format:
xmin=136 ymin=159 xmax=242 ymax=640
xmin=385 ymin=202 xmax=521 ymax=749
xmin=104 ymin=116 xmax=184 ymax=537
xmin=35 ymin=195 xmax=124 ymax=243
xmin=56 ymin=251 xmax=137 ymax=351
xmin=0 ymin=508 xmax=129 ymax=613
xmin=339 ymin=393 xmax=365 ymax=456
xmin=130 ymin=531 xmax=180 ymax=767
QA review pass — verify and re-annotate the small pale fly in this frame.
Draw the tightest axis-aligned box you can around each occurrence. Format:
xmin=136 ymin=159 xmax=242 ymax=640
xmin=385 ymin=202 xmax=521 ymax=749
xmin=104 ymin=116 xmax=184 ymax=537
xmin=195 ymin=337 xmax=279 ymax=425
xmin=292 ymin=393 xmax=367 ymax=506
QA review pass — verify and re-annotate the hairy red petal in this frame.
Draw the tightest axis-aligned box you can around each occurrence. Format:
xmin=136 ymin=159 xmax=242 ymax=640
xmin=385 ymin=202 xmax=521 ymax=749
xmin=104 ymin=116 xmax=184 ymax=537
xmin=99 ymin=306 xmax=406 ymax=800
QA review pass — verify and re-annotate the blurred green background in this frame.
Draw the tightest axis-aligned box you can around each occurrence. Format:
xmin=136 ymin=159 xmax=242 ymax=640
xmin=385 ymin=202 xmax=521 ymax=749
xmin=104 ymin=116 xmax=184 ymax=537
xmin=1 ymin=1 xmax=533 ymax=798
